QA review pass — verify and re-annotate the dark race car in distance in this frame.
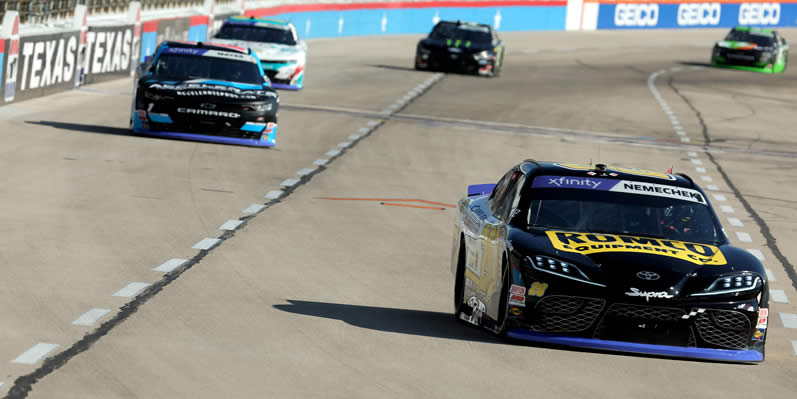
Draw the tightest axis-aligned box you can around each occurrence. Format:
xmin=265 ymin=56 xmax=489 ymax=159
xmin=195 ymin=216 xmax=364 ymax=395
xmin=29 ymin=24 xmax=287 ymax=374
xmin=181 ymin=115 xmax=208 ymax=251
xmin=452 ymin=161 xmax=769 ymax=362
xmin=415 ymin=20 xmax=504 ymax=76
xmin=131 ymin=41 xmax=280 ymax=147
xmin=711 ymin=26 xmax=789 ymax=74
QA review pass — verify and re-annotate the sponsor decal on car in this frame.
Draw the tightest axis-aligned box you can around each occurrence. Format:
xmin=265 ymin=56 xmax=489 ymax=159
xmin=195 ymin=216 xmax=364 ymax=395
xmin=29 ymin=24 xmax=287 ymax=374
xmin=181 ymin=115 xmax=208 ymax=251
xmin=753 ymin=328 xmax=765 ymax=341
xmin=757 ymin=308 xmax=768 ymax=329
xmin=625 ymin=287 xmax=674 ymax=302
xmin=528 ymin=282 xmax=548 ymax=297
xmin=177 ymin=107 xmax=240 ymax=118
xmin=532 ymin=176 xmax=706 ymax=204
xmin=509 ymin=306 xmax=523 ymax=316
xmin=508 ymin=292 xmax=526 ymax=307
xmin=545 ymin=231 xmax=728 ymax=265
xmin=509 ymin=284 xmax=526 ymax=296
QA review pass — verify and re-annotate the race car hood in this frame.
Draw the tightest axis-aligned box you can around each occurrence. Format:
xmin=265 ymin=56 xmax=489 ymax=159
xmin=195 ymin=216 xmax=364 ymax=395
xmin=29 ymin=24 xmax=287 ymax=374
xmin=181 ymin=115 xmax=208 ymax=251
xmin=138 ymin=76 xmax=278 ymax=103
xmin=210 ymin=38 xmax=305 ymax=62
xmin=511 ymin=229 xmax=764 ymax=299
xmin=419 ymin=38 xmax=493 ymax=54
xmin=715 ymin=40 xmax=767 ymax=51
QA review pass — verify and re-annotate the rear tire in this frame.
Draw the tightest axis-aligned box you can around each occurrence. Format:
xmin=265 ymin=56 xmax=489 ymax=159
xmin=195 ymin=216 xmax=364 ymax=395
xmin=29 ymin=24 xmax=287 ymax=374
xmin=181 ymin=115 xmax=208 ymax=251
xmin=453 ymin=237 xmax=468 ymax=322
xmin=496 ymin=257 xmax=510 ymax=335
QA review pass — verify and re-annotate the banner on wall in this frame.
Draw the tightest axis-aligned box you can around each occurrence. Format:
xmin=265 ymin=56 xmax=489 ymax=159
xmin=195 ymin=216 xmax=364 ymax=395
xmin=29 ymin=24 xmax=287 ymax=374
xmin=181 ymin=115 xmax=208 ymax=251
xmin=594 ymin=1 xmax=797 ymax=29
xmin=10 ymin=31 xmax=81 ymax=103
xmin=82 ymin=25 xmax=138 ymax=84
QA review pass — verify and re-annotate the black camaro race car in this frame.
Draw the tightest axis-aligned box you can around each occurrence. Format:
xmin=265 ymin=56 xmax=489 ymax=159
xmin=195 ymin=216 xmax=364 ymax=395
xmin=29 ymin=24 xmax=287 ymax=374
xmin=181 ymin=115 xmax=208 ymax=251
xmin=451 ymin=161 xmax=769 ymax=362
xmin=711 ymin=26 xmax=789 ymax=74
xmin=415 ymin=20 xmax=504 ymax=76
xmin=131 ymin=41 xmax=280 ymax=147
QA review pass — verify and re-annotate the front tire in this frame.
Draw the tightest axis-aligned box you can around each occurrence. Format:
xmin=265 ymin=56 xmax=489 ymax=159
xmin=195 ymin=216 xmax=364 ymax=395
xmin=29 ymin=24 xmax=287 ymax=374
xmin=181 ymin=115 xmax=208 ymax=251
xmin=453 ymin=237 xmax=467 ymax=322
xmin=495 ymin=257 xmax=510 ymax=335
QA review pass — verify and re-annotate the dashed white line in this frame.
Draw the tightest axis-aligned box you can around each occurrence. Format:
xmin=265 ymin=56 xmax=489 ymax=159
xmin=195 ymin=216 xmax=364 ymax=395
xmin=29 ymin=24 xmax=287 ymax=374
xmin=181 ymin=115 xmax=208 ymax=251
xmin=670 ymin=67 xmax=682 ymax=72
xmin=358 ymin=126 xmax=371 ymax=134
xmin=792 ymin=341 xmax=797 ymax=356
xmin=706 ymin=184 xmax=719 ymax=191
xmin=680 ymin=137 xmax=691 ymax=143
xmin=326 ymin=149 xmax=341 ymax=157
xmin=112 ymin=282 xmax=150 ymax=298
xmin=719 ymin=205 xmax=734 ymax=213
xmin=735 ymin=232 xmax=752 ymax=242
xmin=691 ymin=159 xmax=703 ymax=165
xmin=153 ymin=258 xmax=187 ymax=273
xmin=765 ymin=268 xmax=776 ymax=281
xmin=700 ymin=175 xmax=713 ymax=182
xmin=242 ymin=204 xmax=266 ymax=214
xmin=296 ymin=168 xmax=316 ymax=176
xmin=366 ymin=120 xmax=380 ymax=127
xmin=695 ymin=167 xmax=706 ymax=173
xmin=348 ymin=134 xmax=360 ymax=140
xmin=337 ymin=141 xmax=352 ymax=148
xmin=0 ymin=382 xmax=4 ymax=389
xmin=780 ymin=312 xmax=797 ymax=328
xmin=687 ymin=152 xmax=698 ymax=157
xmin=712 ymin=193 xmax=727 ymax=201
xmin=313 ymin=159 xmax=328 ymax=166
xmin=676 ymin=131 xmax=687 ymax=136
xmin=72 ymin=308 xmax=111 ymax=326
xmin=11 ymin=343 xmax=59 ymax=365
xmin=280 ymin=178 xmax=300 ymax=187
xmin=265 ymin=190 xmax=283 ymax=200
xmin=771 ymin=289 xmax=789 ymax=304
xmin=192 ymin=238 xmax=220 ymax=251
xmin=219 ymin=219 xmax=243 ymax=231
xmin=727 ymin=217 xmax=744 ymax=227
xmin=747 ymin=249 xmax=765 ymax=261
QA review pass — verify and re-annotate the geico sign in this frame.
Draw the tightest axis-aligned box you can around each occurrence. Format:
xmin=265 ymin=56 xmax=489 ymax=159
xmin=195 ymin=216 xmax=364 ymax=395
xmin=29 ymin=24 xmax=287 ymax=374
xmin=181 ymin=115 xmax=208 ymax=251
xmin=739 ymin=3 xmax=780 ymax=25
xmin=614 ymin=4 xmax=659 ymax=27
xmin=678 ymin=3 xmax=721 ymax=26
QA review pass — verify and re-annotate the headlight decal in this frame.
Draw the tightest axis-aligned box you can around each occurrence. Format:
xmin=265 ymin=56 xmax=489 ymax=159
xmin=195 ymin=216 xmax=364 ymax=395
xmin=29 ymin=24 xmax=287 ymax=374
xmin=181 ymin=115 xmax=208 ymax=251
xmin=527 ymin=255 xmax=605 ymax=287
xmin=690 ymin=273 xmax=762 ymax=297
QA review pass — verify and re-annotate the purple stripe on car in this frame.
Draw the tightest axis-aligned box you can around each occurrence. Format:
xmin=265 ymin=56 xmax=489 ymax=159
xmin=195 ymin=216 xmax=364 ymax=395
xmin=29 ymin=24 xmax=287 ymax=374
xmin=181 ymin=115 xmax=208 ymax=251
xmin=531 ymin=176 xmax=620 ymax=191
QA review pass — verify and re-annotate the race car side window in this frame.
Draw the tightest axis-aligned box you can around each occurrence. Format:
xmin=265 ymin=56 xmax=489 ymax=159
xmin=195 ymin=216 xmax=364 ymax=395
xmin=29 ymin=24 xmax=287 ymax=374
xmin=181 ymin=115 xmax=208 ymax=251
xmin=491 ymin=170 xmax=521 ymax=220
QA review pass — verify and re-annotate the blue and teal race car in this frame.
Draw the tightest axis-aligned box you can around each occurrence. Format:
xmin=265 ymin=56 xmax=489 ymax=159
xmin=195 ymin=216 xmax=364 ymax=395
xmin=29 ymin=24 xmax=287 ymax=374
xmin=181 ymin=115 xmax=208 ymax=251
xmin=130 ymin=41 xmax=280 ymax=147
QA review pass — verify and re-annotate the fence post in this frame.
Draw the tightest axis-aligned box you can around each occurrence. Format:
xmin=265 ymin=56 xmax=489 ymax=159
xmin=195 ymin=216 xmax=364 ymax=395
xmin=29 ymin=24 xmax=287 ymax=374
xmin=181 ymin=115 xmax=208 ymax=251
xmin=129 ymin=1 xmax=142 ymax=75
xmin=73 ymin=4 xmax=88 ymax=86
xmin=1 ymin=11 xmax=20 ymax=103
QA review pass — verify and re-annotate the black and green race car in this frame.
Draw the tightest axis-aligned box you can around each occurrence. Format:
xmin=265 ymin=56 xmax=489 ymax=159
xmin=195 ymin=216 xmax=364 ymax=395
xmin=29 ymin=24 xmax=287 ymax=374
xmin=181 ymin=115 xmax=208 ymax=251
xmin=711 ymin=26 xmax=789 ymax=74
xmin=415 ymin=20 xmax=505 ymax=77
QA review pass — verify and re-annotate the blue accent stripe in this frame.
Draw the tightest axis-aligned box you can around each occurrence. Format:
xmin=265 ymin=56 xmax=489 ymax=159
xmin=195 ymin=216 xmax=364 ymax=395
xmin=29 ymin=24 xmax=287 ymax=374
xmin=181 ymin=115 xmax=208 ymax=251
xmin=506 ymin=330 xmax=764 ymax=362
xmin=241 ymin=122 xmax=266 ymax=132
xmin=133 ymin=128 xmax=274 ymax=147
xmin=148 ymin=113 xmax=173 ymax=124
xmin=271 ymin=83 xmax=302 ymax=91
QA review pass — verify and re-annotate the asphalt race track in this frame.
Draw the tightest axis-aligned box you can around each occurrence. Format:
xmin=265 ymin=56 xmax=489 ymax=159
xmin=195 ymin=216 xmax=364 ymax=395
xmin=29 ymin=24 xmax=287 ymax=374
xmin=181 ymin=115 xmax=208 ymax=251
xmin=1 ymin=29 xmax=797 ymax=398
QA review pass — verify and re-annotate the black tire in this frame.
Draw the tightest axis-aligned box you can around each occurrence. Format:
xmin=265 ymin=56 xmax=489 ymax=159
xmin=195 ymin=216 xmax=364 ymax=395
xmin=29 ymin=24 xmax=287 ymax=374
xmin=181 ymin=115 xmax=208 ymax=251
xmin=495 ymin=256 xmax=510 ymax=335
xmin=453 ymin=236 xmax=467 ymax=321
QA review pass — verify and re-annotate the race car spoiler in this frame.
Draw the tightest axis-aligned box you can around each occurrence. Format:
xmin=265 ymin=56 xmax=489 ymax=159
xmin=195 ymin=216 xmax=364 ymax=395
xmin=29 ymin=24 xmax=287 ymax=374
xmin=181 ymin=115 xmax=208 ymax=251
xmin=468 ymin=183 xmax=496 ymax=197
xmin=507 ymin=330 xmax=764 ymax=363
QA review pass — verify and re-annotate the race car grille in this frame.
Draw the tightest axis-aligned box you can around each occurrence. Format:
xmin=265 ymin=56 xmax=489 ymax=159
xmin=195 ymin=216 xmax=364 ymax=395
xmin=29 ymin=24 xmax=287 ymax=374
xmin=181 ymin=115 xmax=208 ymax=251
xmin=263 ymin=70 xmax=290 ymax=85
xmin=593 ymin=304 xmax=690 ymax=344
xmin=529 ymin=296 xmax=605 ymax=333
xmin=694 ymin=309 xmax=750 ymax=349
xmin=603 ymin=304 xmax=685 ymax=321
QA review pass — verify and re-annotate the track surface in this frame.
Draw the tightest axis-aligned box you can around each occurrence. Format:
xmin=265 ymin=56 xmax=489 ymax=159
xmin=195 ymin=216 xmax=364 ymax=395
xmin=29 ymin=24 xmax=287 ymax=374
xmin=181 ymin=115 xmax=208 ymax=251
xmin=0 ymin=29 xmax=796 ymax=398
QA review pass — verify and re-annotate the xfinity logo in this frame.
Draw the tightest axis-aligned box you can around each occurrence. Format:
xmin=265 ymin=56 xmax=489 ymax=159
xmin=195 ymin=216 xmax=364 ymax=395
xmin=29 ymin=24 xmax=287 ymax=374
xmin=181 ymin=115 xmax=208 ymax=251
xmin=677 ymin=3 xmax=721 ymax=26
xmin=625 ymin=287 xmax=673 ymax=302
xmin=614 ymin=4 xmax=659 ymax=27
xmin=739 ymin=3 xmax=780 ymax=25
xmin=636 ymin=271 xmax=660 ymax=281
xmin=547 ymin=177 xmax=602 ymax=189
xmin=177 ymin=108 xmax=240 ymax=118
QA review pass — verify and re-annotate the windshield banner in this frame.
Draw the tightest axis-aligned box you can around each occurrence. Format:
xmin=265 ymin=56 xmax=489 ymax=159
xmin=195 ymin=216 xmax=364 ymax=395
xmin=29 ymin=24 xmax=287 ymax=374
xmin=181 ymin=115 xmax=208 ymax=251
xmin=532 ymin=176 xmax=707 ymax=204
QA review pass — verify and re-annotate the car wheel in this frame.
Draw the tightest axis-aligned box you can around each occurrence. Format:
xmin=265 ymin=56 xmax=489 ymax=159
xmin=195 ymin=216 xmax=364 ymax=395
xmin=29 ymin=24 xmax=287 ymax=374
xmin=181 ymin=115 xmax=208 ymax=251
xmin=453 ymin=236 xmax=468 ymax=322
xmin=495 ymin=256 xmax=510 ymax=335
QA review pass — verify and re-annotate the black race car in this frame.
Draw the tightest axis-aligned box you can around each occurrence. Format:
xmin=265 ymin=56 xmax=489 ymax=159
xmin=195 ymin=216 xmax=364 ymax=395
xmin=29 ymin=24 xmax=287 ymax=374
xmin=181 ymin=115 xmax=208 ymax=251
xmin=711 ymin=26 xmax=789 ymax=74
xmin=415 ymin=20 xmax=504 ymax=76
xmin=451 ymin=161 xmax=769 ymax=362
xmin=131 ymin=41 xmax=280 ymax=147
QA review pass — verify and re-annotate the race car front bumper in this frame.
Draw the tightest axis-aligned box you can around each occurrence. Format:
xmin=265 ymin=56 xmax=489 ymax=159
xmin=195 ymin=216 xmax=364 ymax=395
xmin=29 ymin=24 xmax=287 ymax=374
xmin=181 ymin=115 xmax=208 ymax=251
xmin=132 ymin=110 xmax=277 ymax=147
xmin=263 ymin=62 xmax=304 ymax=90
xmin=506 ymin=330 xmax=764 ymax=362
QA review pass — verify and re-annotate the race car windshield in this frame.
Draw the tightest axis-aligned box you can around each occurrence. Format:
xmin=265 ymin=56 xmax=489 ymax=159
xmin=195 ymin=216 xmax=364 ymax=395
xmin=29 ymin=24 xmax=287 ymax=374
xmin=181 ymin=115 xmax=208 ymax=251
xmin=526 ymin=189 xmax=722 ymax=244
xmin=153 ymin=54 xmax=264 ymax=85
xmin=215 ymin=25 xmax=297 ymax=45
xmin=724 ymin=30 xmax=775 ymax=46
xmin=429 ymin=23 xmax=492 ymax=44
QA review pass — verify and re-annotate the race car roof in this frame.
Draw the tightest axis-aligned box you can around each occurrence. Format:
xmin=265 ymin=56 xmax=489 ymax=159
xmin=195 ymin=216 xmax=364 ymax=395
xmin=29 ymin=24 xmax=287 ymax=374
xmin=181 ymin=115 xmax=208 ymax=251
xmin=521 ymin=161 xmax=696 ymax=188
xmin=226 ymin=16 xmax=293 ymax=30
xmin=165 ymin=40 xmax=250 ymax=54
xmin=732 ymin=26 xmax=775 ymax=36
xmin=437 ymin=20 xmax=492 ymax=31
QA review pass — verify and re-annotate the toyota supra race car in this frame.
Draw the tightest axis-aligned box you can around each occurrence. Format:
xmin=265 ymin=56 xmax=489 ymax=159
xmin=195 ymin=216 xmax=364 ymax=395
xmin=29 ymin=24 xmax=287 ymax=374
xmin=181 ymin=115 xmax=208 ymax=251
xmin=415 ymin=20 xmax=504 ymax=77
xmin=451 ymin=161 xmax=769 ymax=362
xmin=711 ymin=26 xmax=789 ymax=74
xmin=131 ymin=41 xmax=279 ymax=147
xmin=213 ymin=17 xmax=307 ymax=90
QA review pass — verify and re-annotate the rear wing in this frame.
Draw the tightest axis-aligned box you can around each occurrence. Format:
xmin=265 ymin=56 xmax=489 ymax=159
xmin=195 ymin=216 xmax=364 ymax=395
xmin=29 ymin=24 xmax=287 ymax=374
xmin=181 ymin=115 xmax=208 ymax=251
xmin=467 ymin=184 xmax=495 ymax=197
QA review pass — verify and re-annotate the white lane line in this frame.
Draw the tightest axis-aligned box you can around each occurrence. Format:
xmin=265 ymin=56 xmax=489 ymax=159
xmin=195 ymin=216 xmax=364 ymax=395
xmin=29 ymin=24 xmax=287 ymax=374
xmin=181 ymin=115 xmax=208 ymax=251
xmin=280 ymin=178 xmax=300 ymax=187
xmin=265 ymin=190 xmax=283 ymax=200
xmin=296 ymin=168 xmax=316 ymax=176
xmin=747 ymin=249 xmax=765 ymax=261
xmin=112 ymin=282 xmax=150 ymax=298
xmin=688 ymin=152 xmax=698 ymax=157
xmin=695 ymin=167 xmax=706 ymax=173
xmin=337 ymin=141 xmax=352 ymax=148
xmin=358 ymin=127 xmax=371 ymax=134
xmin=11 ymin=343 xmax=59 ymax=365
xmin=712 ymin=193 xmax=727 ymax=201
xmin=780 ymin=312 xmax=797 ymax=328
xmin=771 ymin=289 xmax=789 ymax=304
xmin=719 ymin=205 xmax=734 ymax=213
xmin=680 ymin=137 xmax=691 ymax=143
xmin=765 ymin=268 xmax=776 ymax=281
xmin=691 ymin=159 xmax=703 ymax=165
xmin=367 ymin=120 xmax=380 ymax=127
xmin=792 ymin=341 xmax=797 ymax=356
xmin=72 ymin=308 xmax=111 ymax=326
xmin=326 ymin=149 xmax=341 ymax=157
xmin=735 ymin=232 xmax=752 ymax=242
xmin=676 ymin=131 xmax=686 ymax=136
xmin=154 ymin=258 xmax=187 ymax=273
xmin=670 ymin=67 xmax=682 ymax=72
xmin=219 ymin=219 xmax=243 ymax=231
xmin=706 ymin=184 xmax=719 ymax=191
xmin=313 ymin=159 xmax=328 ymax=166
xmin=348 ymin=134 xmax=360 ymax=140
xmin=192 ymin=238 xmax=220 ymax=251
xmin=243 ymin=204 xmax=265 ymax=214
xmin=727 ymin=217 xmax=744 ymax=227
xmin=700 ymin=175 xmax=713 ymax=182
